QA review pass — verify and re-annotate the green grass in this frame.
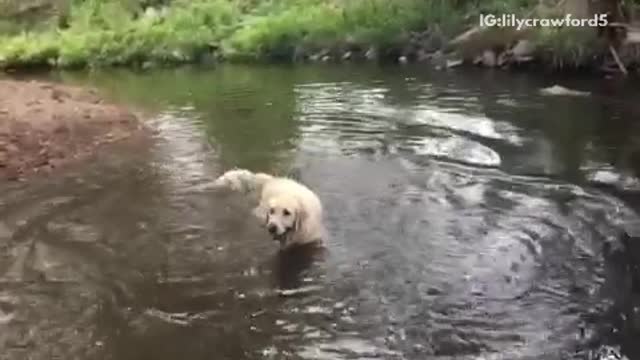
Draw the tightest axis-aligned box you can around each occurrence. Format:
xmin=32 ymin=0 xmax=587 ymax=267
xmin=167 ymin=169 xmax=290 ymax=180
xmin=0 ymin=0 xmax=240 ymax=68
xmin=0 ymin=0 xmax=619 ymax=69
xmin=533 ymin=26 xmax=606 ymax=70
xmin=0 ymin=0 xmax=472 ymax=68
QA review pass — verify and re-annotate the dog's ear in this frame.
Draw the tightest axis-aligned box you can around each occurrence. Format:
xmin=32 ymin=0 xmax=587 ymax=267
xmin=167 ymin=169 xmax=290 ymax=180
xmin=252 ymin=206 xmax=269 ymax=227
xmin=294 ymin=212 xmax=300 ymax=232
xmin=294 ymin=200 xmax=307 ymax=232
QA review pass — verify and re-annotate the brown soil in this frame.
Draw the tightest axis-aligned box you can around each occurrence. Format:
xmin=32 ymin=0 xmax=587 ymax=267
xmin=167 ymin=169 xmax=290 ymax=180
xmin=0 ymin=79 xmax=145 ymax=181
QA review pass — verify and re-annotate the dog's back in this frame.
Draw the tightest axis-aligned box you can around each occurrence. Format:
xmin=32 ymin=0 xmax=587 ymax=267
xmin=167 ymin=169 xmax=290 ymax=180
xmin=212 ymin=169 xmax=274 ymax=193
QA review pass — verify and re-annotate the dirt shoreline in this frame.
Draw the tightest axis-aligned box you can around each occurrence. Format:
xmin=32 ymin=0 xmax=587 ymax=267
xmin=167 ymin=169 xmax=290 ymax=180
xmin=0 ymin=79 xmax=146 ymax=181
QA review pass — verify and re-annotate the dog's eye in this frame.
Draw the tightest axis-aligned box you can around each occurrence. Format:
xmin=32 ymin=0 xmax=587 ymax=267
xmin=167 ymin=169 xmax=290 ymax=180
xmin=283 ymin=209 xmax=291 ymax=216
xmin=269 ymin=208 xmax=275 ymax=215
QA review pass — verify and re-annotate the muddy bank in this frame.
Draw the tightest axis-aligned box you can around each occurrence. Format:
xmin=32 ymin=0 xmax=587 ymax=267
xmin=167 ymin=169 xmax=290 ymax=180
xmin=0 ymin=80 xmax=145 ymax=181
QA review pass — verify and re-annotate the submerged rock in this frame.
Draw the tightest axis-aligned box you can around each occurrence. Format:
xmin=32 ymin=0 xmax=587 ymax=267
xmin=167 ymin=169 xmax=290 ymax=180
xmin=539 ymin=85 xmax=590 ymax=97
xmin=0 ymin=221 xmax=12 ymax=240
xmin=292 ymin=45 xmax=306 ymax=62
xmin=481 ymin=50 xmax=497 ymax=67
xmin=449 ymin=26 xmax=483 ymax=48
xmin=365 ymin=47 xmax=378 ymax=61
xmin=511 ymin=39 xmax=536 ymax=61
xmin=446 ymin=59 xmax=464 ymax=69
xmin=497 ymin=52 xmax=508 ymax=67
xmin=416 ymin=49 xmax=432 ymax=62
xmin=430 ymin=50 xmax=444 ymax=69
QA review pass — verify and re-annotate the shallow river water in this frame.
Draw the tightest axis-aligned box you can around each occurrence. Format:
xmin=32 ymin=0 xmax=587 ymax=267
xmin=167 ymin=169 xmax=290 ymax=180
xmin=2 ymin=65 xmax=640 ymax=360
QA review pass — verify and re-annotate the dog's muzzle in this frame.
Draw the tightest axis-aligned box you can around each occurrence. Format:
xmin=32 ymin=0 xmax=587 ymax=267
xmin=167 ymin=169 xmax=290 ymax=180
xmin=268 ymin=226 xmax=293 ymax=244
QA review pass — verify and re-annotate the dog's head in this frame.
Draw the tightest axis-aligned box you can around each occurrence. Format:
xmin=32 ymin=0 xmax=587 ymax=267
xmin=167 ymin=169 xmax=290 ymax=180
xmin=265 ymin=194 xmax=304 ymax=243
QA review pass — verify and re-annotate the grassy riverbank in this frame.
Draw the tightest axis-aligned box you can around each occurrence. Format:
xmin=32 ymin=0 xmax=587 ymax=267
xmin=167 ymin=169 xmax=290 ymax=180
xmin=0 ymin=0 xmax=637 ymax=72
xmin=0 ymin=0 xmax=465 ymax=66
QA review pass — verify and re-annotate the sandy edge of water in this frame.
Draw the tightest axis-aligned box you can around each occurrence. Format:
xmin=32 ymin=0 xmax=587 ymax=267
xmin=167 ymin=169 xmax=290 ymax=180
xmin=0 ymin=79 xmax=148 ymax=181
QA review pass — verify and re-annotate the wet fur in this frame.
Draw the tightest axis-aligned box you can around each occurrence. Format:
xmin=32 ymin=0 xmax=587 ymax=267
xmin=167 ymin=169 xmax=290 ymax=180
xmin=212 ymin=169 xmax=325 ymax=249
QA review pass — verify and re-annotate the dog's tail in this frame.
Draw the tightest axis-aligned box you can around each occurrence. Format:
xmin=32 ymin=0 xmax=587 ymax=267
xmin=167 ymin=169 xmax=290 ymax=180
xmin=211 ymin=168 xmax=273 ymax=193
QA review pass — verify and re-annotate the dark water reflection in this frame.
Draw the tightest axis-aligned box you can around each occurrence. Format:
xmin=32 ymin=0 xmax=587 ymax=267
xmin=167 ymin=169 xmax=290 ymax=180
xmin=2 ymin=65 xmax=640 ymax=359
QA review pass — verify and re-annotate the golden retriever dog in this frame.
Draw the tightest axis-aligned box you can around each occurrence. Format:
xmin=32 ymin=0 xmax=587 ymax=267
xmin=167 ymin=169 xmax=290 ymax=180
xmin=212 ymin=169 xmax=325 ymax=249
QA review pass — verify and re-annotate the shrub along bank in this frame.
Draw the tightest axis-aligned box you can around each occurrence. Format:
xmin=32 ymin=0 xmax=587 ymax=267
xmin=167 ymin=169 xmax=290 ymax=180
xmin=0 ymin=0 xmax=638 ymax=74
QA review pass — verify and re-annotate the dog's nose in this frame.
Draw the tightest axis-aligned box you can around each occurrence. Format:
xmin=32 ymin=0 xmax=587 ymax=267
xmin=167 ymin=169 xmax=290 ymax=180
xmin=268 ymin=224 xmax=277 ymax=234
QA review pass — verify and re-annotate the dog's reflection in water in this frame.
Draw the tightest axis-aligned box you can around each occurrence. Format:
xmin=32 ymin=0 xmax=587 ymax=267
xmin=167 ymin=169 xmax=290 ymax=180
xmin=272 ymin=243 xmax=327 ymax=291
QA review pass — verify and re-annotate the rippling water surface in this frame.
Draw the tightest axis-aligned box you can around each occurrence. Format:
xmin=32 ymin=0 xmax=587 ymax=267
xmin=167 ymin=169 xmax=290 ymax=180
xmin=2 ymin=65 xmax=640 ymax=360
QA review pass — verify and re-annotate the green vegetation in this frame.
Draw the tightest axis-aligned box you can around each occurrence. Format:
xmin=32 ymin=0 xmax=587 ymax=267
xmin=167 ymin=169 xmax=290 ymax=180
xmin=0 ymin=0 xmax=634 ymax=71
xmin=228 ymin=0 xmax=485 ymax=59
xmin=0 ymin=0 xmax=528 ymax=67
xmin=0 ymin=0 xmax=470 ymax=67
xmin=533 ymin=27 xmax=605 ymax=70
xmin=0 ymin=0 xmax=240 ymax=68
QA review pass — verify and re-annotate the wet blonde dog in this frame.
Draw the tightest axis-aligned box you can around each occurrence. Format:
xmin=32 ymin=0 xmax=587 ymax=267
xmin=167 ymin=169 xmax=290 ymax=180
xmin=212 ymin=169 xmax=325 ymax=249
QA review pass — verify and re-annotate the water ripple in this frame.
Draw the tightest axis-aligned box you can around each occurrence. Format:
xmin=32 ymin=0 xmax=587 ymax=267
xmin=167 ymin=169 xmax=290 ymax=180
xmin=0 ymin=66 xmax=638 ymax=360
